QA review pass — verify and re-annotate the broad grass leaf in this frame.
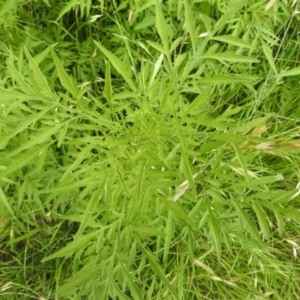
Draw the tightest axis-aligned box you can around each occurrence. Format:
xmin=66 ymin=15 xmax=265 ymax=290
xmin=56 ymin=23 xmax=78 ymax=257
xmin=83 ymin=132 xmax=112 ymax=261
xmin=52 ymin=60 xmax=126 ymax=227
xmin=111 ymin=281 xmax=131 ymax=300
xmin=8 ymin=229 xmax=41 ymax=246
xmin=24 ymin=47 xmax=55 ymax=100
xmin=93 ymin=41 xmax=136 ymax=91
xmin=261 ymin=39 xmax=277 ymax=74
xmin=210 ymin=133 xmax=245 ymax=143
xmin=103 ymin=60 xmax=112 ymax=110
xmin=184 ymin=0 xmax=196 ymax=53
xmin=56 ymin=262 xmax=104 ymax=297
xmin=7 ymin=61 xmax=35 ymax=95
xmin=211 ymin=35 xmax=254 ymax=49
xmin=231 ymin=174 xmax=284 ymax=190
xmin=160 ymin=69 xmax=177 ymax=112
xmin=57 ymin=123 xmax=68 ymax=148
xmin=234 ymin=202 xmax=260 ymax=241
xmin=74 ymin=178 xmax=107 ymax=241
xmin=41 ymin=230 xmax=100 ymax=262
xmin=8 ymin=108 xmax=53 ymax=139
xmin=50 ymin=47 xmax=79 ymax=98
xmin=198 ymin=52 xmax=259 ymax=63
xmin=273 ymin=210 xmax=284 ymax=236
xmin=161 ymin=198 xmax=198 ymax=231
xmin=60 ymin=145 xmax=94 ymax=182
xmin=232 ymin=144 xmax=248 ymax=177
xmin=275 ymin=66 xmax=300 ymax=78
xmin=198 ymin=75 xmax=258 ymax=84
xmin=208 ymin=206 xmax=221 ymax=260
xmin=117 ymin=257 xmax=143 ymax=299
xmin=0 ymin=188 xmax=14 ymax=217
xmin=146 ymin=40 xmax=166 ymax=54
xmin=163 ymin=211 xmax=173 ymax=262
xmin=149 ymin=53 xmax=164 ymax=87
xmin=136 ymin=161 xmax=146 ymax=204
xmin=155 ymin=0 xmax=169 ymax=52
xmin=0 ymin=151 xmax=39 ymax=178
xmin=184 ymin=86 xmax=211 ymax=116
xmin=134 ymin=235 xmax=179 ymax=300
xmin=131 ymin=226 xmax=164 ymax=237
xmin=252 ymin=202 xmax=271 ymax=241
xmin=0 ymin=88 xmax=37 ymax=105
xmin=7 ymin=126 xmax=60 ymax=158
xmin=180 ymin=148 xmax=196 ymax=195
xmin=234 ymin=115 xmax=273 ymax=134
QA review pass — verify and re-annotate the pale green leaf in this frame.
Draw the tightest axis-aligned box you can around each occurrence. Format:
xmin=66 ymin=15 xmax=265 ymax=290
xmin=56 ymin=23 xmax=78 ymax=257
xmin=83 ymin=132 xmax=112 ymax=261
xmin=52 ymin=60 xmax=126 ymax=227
xmin=198 ymin=75 xmax=258 ymax=84
xmin=198 ymin=52 xmax=259 ymax=63
xmin=208 ymin=206 xmax=221 ymax=260
xmin=74 ymin=178 xmax=107 ymax=241
xmin=212 ymin=35 xmax=254 ymax=48
xmin=0 ymin=187 xmax=14 ymax=217
xmin=117 ymin=257 xmax=143 ymax=299
xmin=276 ymin=66 xmax=300 ymax=78
xmin=93 ymin=41 xmax=136 ymax=91
xmin=50 ymin=47 xmax=79 ymax=98
xmin=60 ymin=145 xmax=94 ymax=182
xmin=24 ymin=47 xmax=55 ymax=100
xmin=8 ymin=126 xmax=60 ymax=157
xmin=161 ymin=198 xmax=198 ymax=231
xmin=8 ymin=108 xmax=53 ymax=139
xmin=7 ymin=61 xmax=35 ymax=95
xmin=184 ymin=0 xmax=196 ymax=53
xmin=252 ymin=202 xmax=271 ymax=241
xmin=42 ymin=230 xmax=100 ymax=262
xmin=155 ymin=0 xmax=169 ymax=52
xmin=134 ymin=234 xmax=179 ymax=300
xmin=261 ymin=39 xmax=277 ymax=74
xmin=234 ymin=202 xmax=260 ymax=241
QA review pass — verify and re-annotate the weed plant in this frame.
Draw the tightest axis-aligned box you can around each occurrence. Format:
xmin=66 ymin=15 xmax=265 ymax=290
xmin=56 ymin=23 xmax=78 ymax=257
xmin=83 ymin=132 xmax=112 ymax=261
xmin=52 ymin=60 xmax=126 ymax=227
xmin=1 ymin=0 xmax=300 ymax=299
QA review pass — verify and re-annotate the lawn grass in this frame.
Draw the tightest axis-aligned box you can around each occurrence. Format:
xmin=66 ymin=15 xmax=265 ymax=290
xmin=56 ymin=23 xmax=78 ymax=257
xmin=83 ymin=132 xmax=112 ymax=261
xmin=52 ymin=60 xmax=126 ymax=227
xmin=1 ymin=0 xmax=300 ymax=299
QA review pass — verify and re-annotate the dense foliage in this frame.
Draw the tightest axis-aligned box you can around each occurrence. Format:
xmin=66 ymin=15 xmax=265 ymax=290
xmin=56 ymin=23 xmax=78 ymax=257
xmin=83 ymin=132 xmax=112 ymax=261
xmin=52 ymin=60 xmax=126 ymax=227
xmin=1 ymin=0 xmax=300 ymax=299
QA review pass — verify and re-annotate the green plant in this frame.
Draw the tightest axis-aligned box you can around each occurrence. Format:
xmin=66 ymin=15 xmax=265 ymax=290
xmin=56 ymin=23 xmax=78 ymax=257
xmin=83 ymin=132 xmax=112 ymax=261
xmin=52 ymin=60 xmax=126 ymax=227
xmin=1 ymin=0 xmax=300 ymax=299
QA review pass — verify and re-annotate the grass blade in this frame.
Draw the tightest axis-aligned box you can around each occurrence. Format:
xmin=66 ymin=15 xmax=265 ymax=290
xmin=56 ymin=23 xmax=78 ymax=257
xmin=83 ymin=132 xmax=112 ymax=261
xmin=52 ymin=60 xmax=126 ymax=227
xmin=93 ymin=40 xmax=136 ymax=91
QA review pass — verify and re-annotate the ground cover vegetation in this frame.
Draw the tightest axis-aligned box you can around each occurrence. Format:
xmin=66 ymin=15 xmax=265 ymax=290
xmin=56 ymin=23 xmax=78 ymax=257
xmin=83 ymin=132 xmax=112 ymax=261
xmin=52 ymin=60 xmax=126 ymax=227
xmin=1 ymin=0 xmax=300 ymax=299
